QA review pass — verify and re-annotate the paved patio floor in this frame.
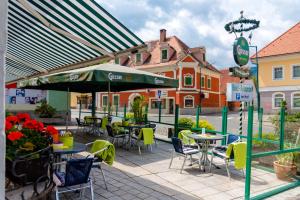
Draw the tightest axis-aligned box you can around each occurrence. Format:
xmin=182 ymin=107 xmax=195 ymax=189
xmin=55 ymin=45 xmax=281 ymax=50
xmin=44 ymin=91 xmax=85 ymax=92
xmin=60 ymin=132 xmax=300 ymax=200
xmin=6 ymin=131 xmax=300 ymax=200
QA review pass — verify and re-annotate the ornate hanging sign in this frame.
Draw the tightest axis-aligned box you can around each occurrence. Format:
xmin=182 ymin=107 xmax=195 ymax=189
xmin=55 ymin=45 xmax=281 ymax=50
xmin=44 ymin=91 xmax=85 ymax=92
xmin=233 ymin=37 xmax=249 ymax=66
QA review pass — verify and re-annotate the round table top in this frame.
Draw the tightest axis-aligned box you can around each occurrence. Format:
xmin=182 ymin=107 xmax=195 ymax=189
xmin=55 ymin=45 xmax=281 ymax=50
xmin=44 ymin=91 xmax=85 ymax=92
xmin=188 ymin=133 xmax=224 ymax=141
xmin=53 ymin=142 xmax=86 ymax=154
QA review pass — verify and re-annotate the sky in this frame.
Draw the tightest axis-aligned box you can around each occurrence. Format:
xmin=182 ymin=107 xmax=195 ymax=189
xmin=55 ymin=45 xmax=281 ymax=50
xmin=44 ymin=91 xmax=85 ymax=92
xmin=100 ymin=0 xmax=300 ymax=69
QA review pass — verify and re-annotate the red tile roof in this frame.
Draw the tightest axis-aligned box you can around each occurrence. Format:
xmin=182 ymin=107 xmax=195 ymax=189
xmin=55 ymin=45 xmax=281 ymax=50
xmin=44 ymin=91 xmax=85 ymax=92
xmin=130 ymin=35 xmax=220 ymax=73
xmin=253 ymin=21 xmax=300 ymax=58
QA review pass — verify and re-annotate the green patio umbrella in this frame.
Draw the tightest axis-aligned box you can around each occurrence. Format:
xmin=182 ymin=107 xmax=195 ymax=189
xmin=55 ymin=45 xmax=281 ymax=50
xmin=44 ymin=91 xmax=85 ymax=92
xmin=18 ymin=63 xmax=178 ymax=127
xmin=17 ymin=63 xmax=178 ymax=92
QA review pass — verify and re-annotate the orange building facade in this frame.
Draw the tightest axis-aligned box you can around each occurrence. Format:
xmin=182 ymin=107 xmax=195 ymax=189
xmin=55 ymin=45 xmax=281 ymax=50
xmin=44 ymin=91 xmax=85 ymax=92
xmin=97 ymin=30 xmax=221 ymax=114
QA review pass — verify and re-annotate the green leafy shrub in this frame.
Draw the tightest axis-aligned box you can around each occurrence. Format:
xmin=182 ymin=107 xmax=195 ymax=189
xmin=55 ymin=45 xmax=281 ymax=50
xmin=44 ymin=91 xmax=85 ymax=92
xmin=253 ymin=132 xmax=278 ymax=149
xmin=34 ymin=100 xmax=56 ymax=118
xmin=130 ymin=96 xmax=147 ymax=123
xmin=178 ymin=117 xmax=194 ymax=129
xmin=192 ymin=120 xmax=215 ymax=130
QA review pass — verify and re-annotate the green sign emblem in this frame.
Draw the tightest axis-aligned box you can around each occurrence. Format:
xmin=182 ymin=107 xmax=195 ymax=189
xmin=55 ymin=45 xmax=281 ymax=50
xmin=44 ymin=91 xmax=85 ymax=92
xmin=233 ymin=37 xmax=249 ymax=66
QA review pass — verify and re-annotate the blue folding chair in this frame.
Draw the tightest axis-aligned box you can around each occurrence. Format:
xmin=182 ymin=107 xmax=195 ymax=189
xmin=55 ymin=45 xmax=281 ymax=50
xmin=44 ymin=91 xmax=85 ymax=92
xmin=53 ymin=158 xmax=94 ymax=200
xmin=169 ymin=137 xmax=201 ymax=173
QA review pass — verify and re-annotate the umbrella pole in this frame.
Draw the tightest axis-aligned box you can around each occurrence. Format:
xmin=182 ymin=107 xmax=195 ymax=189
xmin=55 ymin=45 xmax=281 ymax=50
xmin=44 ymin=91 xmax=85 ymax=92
xmin=91 ymin=92 xmax=96 ymax=117
xmin=79 ymin=100 xmax=82 ymax=121
xmin=66 ymin=87 xmax=69 ymax=131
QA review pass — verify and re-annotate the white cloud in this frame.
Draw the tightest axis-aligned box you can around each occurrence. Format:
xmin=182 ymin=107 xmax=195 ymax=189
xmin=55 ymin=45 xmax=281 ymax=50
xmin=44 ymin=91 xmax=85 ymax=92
xmin=100 ymin=0 xmax=300 ymax=68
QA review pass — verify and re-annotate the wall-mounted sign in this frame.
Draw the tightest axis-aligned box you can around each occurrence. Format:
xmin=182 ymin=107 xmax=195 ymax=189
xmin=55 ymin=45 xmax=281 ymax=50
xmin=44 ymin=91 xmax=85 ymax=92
xmin=226 ymin=83 xmax=253 ymax=102
xmin=156 ymin=90 xmax=167 ymax=99
xmin=229 ymin=66 xmax=250 ymax=78
xmin=233 ymin=37 xmax=249 ymax=66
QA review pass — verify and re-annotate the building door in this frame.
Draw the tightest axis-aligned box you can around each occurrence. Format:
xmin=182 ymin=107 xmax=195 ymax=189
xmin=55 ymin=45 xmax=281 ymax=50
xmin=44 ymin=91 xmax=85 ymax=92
xmin=169 ymin=99 xmax=174 ymax=114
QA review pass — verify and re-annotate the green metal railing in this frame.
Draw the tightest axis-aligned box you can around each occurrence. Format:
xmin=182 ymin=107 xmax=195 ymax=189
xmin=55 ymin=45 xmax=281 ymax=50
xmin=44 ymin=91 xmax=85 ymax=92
xmin=244 ymin=106 xmax=300 ymax=200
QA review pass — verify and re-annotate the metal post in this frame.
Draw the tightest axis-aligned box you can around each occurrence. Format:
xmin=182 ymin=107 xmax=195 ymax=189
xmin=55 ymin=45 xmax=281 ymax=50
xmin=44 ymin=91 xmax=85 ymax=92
xmin=79 ymin=100 xmax=82 ymax=121
xmin=255 ymin=45 xmax=260 ymax=111
xmin=158 ymin=101 xmax=162 ymax=123
xmin=196 ymin=105 xmax=200 ymax=128
xmin=174 ymin=104 xmax=179 ymax=138
xmin=258 ymin=107 xmax=263 ymax=139
xmin=279 ymin=107 xmax=285 ymax=150
xmin=144 ymin=104 xmax=148 ymax=123
xmin=124 ymin=103 xmax=127 ymax=120
xmin=221 ymin=107 xmax=228 ymax=145
xmin=91 ymin=91 xmax=96 ymax=117
xmin=115 ymin=104 xmax=118 ymax=117
xmin=239 ymin=78 xmax=243 ymax=135
xmin=245 ymin=106 xmax=254 ymax=200
xmin=0 ymin=1 xmax=8 ymax=198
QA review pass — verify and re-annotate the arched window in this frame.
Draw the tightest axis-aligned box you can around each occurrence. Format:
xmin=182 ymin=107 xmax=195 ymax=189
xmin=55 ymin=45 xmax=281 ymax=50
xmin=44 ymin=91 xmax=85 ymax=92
xmin=292 ymin=92 xmax=300 ymax=109
xmin=184 ymin=95 xmax=194 ymax=108
xmin=272 ymin=92 xmax=285 ymax=109
xmin=184 ymin=73 xmax=193 ymax=86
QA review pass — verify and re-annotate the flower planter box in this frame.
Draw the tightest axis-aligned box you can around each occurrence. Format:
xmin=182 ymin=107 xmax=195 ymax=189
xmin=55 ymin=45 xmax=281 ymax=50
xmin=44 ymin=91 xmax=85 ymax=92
xmin=6 ymin=147 xmax=52 ymax=186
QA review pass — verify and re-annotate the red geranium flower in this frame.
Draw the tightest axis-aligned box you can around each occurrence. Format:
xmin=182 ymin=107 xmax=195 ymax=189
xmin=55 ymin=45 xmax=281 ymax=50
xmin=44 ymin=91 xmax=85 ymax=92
xmin=16 ymin=113 xmax=31 ymax=122
xmin=45 ymin=126 xmax=58 ymax=135
xmin=7 ymin=131 xmax=24 ymax=142
xmin=23 ymin=119 xmax=44 ymax=132
xmin=6 ymin=116 xmax=18 ymax=125
xmin=5 ymin=121 xmax=13 ymax=131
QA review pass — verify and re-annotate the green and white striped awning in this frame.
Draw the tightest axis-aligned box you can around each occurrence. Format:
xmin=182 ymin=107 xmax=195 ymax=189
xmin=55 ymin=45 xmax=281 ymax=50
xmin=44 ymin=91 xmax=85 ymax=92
xmin=6 ymin=0 xmax=144 ymax=82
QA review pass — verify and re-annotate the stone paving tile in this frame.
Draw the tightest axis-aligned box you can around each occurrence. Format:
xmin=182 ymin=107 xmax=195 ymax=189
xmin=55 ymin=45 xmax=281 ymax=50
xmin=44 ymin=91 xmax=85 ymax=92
xmin=9 ymin=133 xmax=300 ymax=200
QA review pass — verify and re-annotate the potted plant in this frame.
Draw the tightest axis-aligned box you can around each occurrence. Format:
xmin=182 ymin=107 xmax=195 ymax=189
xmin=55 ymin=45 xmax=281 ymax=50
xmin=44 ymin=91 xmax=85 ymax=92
xmin=130 ymin=96 xmax=147 ymax=124
xmin=35 ymin=100 xmax=56 ymax=118
xmin=273 ymin=152 xmax=297 ymax=181
xmin=5 ymin=113 xmax=56 ymax=185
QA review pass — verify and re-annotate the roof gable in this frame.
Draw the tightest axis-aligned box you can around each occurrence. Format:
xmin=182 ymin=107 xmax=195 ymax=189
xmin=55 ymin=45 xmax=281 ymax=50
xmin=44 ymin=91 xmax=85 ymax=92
xmin=254 ymin=22 xmax=300 ymax=58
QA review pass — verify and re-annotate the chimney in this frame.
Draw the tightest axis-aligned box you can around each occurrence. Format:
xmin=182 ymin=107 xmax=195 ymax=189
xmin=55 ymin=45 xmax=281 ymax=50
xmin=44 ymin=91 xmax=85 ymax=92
xmin=160 ymin=29 xmax=166 ymax=43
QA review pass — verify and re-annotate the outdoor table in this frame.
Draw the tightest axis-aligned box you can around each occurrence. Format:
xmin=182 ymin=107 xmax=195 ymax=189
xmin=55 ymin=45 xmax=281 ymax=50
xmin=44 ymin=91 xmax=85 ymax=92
xmin=188 ymin=133 xmax=224 ymax=172
xmin=85 ymin=117 xmax=102 ymax=135
xmin=53 ymin=142 xmax=87 ymax=165
xmin=120 ymin=124 xmax=149 ymax=150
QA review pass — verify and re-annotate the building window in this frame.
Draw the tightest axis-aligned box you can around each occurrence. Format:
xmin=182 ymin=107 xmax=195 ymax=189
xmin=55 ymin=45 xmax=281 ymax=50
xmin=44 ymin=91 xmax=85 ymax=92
xmin=272 ymin=92 xmax=285 ymax=109
xmin=273 ymin=67 xmax=283 ymax=80
xmin=114 ymin=57 xmax=119 ymax=64
xmin=207 ymin=77 xmax=211 ymax=89
xmin=151 ymin=99 xmax=166 ymax=109
xmin=184 ymin=74 xmax=193 ymax=86
xmin=136 ymin=53 xmax=141 ymax=63
xmin=292 ymin=92 xmax=300 ymax=108
xmin=113 ymin=95 xmax=119 ymax=107
xmin=102 ymin=95 xmax=108 ymax=108
xmin=184 ymin=95 xmax=194 ymax=108
xmin=292 ymin=65 xmax=300 ymax=79
xmin=201 ymin=76 xmax=205 ymax=88
xmin=161 ymin=49 xmax=168 ymax=60
xmin=203 ymin=53 xmax=206 ymax=62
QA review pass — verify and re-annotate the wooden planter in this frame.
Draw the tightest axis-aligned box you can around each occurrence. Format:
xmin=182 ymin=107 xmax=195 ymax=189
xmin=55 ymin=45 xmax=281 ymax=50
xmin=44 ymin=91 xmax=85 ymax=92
xmin=273 ymin=161 xmax=297 ymax=181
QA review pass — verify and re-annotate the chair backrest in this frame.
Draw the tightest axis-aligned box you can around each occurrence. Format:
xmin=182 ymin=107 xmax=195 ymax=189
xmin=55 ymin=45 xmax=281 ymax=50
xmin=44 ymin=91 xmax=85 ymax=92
xmin=148 ymin=124 xmax=156 ymax=132
xmin=227 ymin=134 xmax=240 ymax=145
xmin=106 ymin=125 xmax=114 ymax=137
xmin=171 ymin=137 xmax=184 ymax=154
xmin=64 ymin=158 xmax=93 ymax=187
